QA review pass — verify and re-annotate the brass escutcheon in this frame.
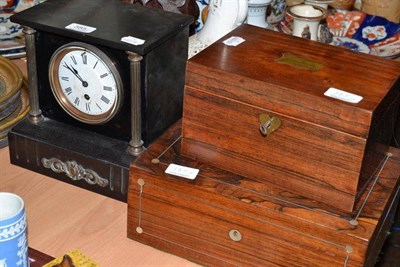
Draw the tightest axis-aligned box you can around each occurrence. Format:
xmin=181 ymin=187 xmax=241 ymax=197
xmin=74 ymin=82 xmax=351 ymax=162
xmin=229 ymin=229 xmax=242 ymax=242
xmin=259 ymin=113 xmax=281 ymax=138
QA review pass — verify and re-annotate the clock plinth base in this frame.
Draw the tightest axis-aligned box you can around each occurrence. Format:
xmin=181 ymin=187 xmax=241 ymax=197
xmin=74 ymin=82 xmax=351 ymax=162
xmin=8 ymin=119 xmax=134 ymax=202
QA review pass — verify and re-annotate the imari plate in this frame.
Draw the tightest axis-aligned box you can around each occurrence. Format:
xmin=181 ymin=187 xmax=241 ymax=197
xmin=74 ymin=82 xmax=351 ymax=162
xmin=327 ymin=10 xmax=400 ymax=58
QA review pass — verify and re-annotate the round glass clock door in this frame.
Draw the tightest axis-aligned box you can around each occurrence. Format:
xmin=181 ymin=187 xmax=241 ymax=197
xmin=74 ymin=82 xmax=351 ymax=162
xmin=48 ymin=42 xmax=123 ymax=124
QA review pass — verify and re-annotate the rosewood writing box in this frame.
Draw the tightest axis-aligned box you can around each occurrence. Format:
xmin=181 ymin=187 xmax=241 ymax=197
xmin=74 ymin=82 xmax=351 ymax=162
xmin=181 ymin=24 xmax=400 ymax=212
xmin=127 ymin=122 xmax=400 ymax=267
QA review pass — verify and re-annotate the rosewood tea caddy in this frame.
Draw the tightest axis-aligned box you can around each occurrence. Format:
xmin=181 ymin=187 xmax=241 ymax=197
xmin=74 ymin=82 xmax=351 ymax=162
xmin=181 ymin=24 xmax=400 ymax=212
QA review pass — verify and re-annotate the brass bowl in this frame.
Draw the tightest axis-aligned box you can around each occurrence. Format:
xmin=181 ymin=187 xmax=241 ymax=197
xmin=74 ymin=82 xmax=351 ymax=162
xmin=0 ymin=56 xmax=24 ymax=114
xmin=0 ymin=80 xmax=29 ymax=148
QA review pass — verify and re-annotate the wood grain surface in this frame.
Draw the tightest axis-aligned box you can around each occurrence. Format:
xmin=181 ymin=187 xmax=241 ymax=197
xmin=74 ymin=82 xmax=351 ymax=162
xmin=182 ymin=24 xmax=400 ymax=212
xmin=128 ymin=122 xmax=400 ymax=267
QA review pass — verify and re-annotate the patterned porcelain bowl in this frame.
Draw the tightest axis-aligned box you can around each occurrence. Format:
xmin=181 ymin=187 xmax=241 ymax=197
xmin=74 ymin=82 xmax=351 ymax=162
xmin=0 ymin=0 xmax=39 ymax=40
xmin=327 ymin=10 xmax=400 ymax=58
xmin=0 ymin=0 xmax=40 ymax=58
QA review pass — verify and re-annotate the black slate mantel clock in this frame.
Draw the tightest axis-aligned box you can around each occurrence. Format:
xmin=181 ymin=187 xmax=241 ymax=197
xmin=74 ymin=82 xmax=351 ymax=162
xmin=9 ymin=0 xmax=193 ymax=201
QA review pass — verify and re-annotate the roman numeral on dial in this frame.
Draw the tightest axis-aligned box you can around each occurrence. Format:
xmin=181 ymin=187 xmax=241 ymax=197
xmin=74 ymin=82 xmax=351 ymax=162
xmin=101 ymin=95 xmax=110 ymax=104
xmin=71 ymin=55 xmax=77 ymax=65
xmin=81 ymin=52 xmax=87 ymax=65
xmin=65 ymin=87 xmax=72 ymax=95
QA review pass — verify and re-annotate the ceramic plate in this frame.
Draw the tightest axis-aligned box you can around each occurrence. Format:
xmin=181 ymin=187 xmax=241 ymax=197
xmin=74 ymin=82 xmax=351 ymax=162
xmin=0 ymin=37 xmax=26 ymax=59
xmin=0 ymin=0 xmax=40 ymax=58
xmin=326 ymin=10 xmax=400 ymax=58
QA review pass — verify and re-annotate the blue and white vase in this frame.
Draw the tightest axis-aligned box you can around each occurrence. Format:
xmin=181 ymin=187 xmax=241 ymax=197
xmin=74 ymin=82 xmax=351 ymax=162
xmin=0 ymin=192 xmax=29 ymax=267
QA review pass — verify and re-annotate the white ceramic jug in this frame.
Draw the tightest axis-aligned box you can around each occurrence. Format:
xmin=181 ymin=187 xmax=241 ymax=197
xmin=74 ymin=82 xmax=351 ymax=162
xmin=189 ymin=0 xmax=248 ymax=58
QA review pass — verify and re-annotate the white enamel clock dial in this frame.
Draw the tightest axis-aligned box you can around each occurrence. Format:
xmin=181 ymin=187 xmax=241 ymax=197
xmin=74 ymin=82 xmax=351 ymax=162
xmin=49 ymin=42 xmax=123 ymax=124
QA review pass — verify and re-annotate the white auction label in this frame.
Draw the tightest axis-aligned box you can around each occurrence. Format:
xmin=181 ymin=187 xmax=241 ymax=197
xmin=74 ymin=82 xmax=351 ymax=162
xmin=324 ymin=88 xmax=363 ymax=104
xmin=121 ymin=36 xmax=145 ymax=46
xmin=223 ymin=36 xmax=245 ymax=46
xmin=165 ymin=164 xmax=199 ymax=180
xmin=65 ymin=23 xmax=96 ymax=33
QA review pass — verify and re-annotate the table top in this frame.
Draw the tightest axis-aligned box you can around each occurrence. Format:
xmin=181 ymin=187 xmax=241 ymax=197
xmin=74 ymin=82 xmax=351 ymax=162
xmin=0 ymin=146 xmax=198 ymax=266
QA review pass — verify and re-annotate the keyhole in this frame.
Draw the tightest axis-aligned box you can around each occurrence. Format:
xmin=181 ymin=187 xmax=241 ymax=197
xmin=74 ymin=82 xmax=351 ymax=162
xmin=84 ymin=94 xmax=90 ymax=100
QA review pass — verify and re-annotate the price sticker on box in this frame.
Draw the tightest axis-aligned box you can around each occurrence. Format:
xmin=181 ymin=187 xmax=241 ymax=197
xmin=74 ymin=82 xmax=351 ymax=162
xmin=324 ymin=88 xmax=363 ymax=104
xmin=165 ymin=164 xmax=199 ymax=180
xmin=223 ymin=36 xmax=245 ymax=46
xmin=65 ymin=23 xmax=96 ymax=33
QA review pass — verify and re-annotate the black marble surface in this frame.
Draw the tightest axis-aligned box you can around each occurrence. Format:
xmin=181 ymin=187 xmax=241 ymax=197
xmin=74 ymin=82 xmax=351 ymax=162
xmin=11 ymin=0 xmax=193 ymax=55
xmin=9 ymin=118 xmax=132 ymax=201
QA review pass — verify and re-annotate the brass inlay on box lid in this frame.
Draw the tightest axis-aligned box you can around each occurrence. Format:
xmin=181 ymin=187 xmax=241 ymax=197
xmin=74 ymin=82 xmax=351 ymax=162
xmin=276 ymin=53 xmax=324 ymax=71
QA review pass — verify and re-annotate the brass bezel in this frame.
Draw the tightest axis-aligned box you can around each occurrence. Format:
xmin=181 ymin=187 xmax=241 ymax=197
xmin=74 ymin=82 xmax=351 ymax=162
xmin=48 ymin=42 xmax=123 ymax=124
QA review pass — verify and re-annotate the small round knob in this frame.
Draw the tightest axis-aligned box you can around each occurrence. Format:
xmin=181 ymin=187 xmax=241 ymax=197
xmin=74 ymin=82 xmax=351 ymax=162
xmin=229 ymin=229 xmax=242 ymax=242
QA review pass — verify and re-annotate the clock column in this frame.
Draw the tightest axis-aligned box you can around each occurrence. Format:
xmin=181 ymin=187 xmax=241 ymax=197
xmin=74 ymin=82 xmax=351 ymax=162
xmin=23 ymin=26 xmax=44 ymax=124
xmin=127 ymin=52 xmax=145 ymax=156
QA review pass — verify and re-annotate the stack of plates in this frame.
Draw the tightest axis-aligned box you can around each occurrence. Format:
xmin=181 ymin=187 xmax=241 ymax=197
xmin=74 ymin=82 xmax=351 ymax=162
xmin=0 ymin=38 xmax=26 ymax=60
xmin=0 ymin=56 xmax=29 ymax=148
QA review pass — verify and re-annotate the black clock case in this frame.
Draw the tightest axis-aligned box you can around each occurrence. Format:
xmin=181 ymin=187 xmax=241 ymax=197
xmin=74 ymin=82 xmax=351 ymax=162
xmin=35 ymin=30 xmax=189 ymax=144
xmin=8 ymin=0 xmax=192 ymax=201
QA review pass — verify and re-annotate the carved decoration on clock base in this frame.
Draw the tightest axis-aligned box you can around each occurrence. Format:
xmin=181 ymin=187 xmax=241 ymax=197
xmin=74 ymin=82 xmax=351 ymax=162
xmin=41 ymin=157 xmax=109 ymax=187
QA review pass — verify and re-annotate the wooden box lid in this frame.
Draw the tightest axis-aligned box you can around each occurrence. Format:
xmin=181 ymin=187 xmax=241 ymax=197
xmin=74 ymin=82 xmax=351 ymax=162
xmin=186 ymin=24 xmax=400 ymax=138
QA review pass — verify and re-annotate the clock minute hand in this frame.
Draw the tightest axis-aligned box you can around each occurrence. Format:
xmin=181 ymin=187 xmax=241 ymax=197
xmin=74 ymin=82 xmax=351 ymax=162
xmin=62 ymin=62 xmax=80 ymax=80
xmin=69 ymin=64 xmax=88 ymax=87
xmin=70 ymin=65 xmax=87 ymax=83
xmin=62 ymin=63 xmax=88 ymax=87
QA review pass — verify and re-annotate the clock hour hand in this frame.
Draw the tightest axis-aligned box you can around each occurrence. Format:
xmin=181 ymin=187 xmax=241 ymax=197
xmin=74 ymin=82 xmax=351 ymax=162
xmin=62 ymin=62 xmax=88 ymax=87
